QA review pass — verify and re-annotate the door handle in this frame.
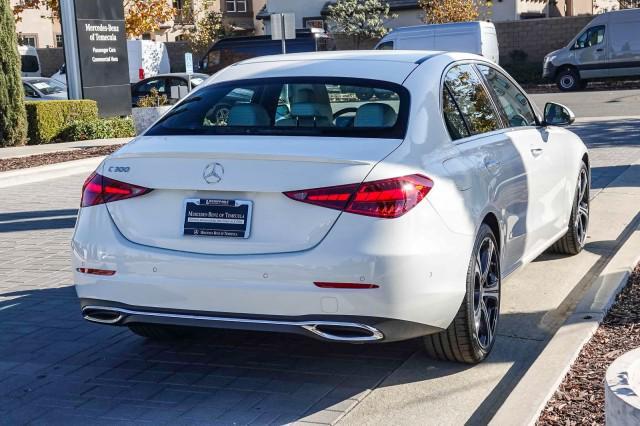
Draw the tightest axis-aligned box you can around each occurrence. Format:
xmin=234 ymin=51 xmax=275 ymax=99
xmin=531 ymin=148 xmax=544 ymax=157
xmin=596 ymin=48 xmax=604 ymax=52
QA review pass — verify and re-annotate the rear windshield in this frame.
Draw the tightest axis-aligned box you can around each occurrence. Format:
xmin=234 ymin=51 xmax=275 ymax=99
xmin=145 ymin=77 xmax=409 ymax=139
xmin=21 ymin=55 xmax=39 ymax=72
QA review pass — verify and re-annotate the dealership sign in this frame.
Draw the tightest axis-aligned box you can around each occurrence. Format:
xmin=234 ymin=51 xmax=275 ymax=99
xmin=60 ymin=0 xmax=131 ymax=117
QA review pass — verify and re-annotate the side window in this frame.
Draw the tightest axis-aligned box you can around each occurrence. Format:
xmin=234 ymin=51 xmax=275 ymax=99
xmin=442 ymin=87 xmax=469 ymax=140
xmin=376 ymin=41 xmax=394 ymax=50
xmin=135 ymin=78 xmax=165 ymax=96
xmin=476 ymin=64 xmax=536 ymax=127
xmin=444 ymin=64 xmax=501 ymax=135
xmin=574 ymin=26 xmax=605 ymax=49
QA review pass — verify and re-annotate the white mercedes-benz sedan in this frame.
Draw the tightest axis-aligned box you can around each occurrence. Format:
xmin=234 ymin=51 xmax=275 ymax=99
xmin=73 ymin=51 xmax=589 ymax=364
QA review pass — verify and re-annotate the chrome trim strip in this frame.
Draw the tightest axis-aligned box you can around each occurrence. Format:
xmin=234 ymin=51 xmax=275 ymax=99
xmin=81 ymin=306 xmax=384 ymax=342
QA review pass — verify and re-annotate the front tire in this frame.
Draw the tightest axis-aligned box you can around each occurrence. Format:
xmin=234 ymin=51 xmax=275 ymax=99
xmin=423 ymin=224 xmax=501 ymax=364
xmin=556 ymin=69 xmax=581 ymax=91
xmin=550 ymin=162 xmax=589 ymax=255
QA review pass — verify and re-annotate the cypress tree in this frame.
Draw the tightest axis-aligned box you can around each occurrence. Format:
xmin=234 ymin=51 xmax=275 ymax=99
xmin=0 ymin=0 xmax=27 ymax=146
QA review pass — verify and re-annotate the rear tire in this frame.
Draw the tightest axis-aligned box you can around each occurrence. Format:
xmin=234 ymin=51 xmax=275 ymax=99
xmin=423 ymin=224 xmax=501 ymax=364
xmin=550 ymin=162 xmax=589 ymax=255
xmin=128 ymin=324 xmax=190 ymax=340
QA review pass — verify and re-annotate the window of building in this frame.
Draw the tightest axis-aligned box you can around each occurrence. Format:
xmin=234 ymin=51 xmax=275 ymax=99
xmin=55 ymin=34 xmax=63 ymax=48
xmin=18 ymin=34 xmax=38 ymax=47
xmin=226 ymin=0 xmax=247 ymax=13
xmin=303 ymin=17 xmax=324 ymax=30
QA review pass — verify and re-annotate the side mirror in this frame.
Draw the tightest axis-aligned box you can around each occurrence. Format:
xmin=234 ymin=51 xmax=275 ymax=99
xmin=543 ymin=102 xmax=575 ymax=126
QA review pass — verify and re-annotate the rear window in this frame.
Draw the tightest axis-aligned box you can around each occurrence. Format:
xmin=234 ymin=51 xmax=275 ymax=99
xmin=21 ymin=55 xmax=39 ymax=73
xmin=145 ymin=77 xmax=409 ymax=139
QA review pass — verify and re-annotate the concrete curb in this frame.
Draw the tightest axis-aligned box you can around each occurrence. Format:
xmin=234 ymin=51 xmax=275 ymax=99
xmin=0 ymin=157 xmax=104 ymax=189
xmin=489 ymin=222 xmax=640 ymax=426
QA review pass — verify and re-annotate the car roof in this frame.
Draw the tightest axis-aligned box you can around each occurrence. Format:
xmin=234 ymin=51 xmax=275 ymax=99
xmin=22 ymin=77 xmax=52 ymax=82
xmin=240 ymin=50 xmax=443 ymax=65
xmin=210 ymin=50 xmax=477 ymax=85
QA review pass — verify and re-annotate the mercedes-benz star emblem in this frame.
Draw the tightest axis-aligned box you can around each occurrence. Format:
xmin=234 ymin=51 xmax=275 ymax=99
xmin=203 ymin=162 xmax=224 ymax=184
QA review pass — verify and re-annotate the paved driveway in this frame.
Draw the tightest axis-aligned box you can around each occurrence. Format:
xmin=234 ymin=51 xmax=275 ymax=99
xmin=1 ymin=116 xmax=639 ymax=425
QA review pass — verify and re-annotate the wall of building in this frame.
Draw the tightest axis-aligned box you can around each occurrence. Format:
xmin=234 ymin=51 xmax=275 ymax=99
xmin=12 ymin=0 xmax=61 ymax=48
xmin=36 ymin=47 xmax=64 ymax=76
xmin=495 ymin=15 xmax=593 ymax=63
xmin=387 ymin=9 xmax=424 ymax=28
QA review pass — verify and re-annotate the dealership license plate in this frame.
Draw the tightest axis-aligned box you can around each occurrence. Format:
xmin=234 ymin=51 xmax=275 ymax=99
xmin=183 ymin=199 xmax=252 ymax=238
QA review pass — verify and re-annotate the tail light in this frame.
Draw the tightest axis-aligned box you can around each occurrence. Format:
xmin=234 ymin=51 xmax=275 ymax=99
xmin=284 ymin=174 xmax=433 ymax=219
xmin=81 ymin=172 xmax=152 ymax=207
xmin=138 ymin=68 xmax=145 ymax=80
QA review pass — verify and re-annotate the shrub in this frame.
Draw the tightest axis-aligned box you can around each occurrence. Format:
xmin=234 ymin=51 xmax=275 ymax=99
xmin=502 ymin=62 xmax=545 ymax=85
xmin=56 ymin=117 xmax=135 ymax=142
xmin=136 ymin=88 xmax=169 ymax=108
xmin=0 ymin=0 xmax=27 ymax=147
xmin=25 ymin=100 xmax=99 ymax=144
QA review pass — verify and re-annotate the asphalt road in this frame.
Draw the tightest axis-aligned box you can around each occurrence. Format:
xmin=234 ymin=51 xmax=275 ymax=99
xmin=1 ymin=104 xmax=640 ymax=424
xmin=530 ymin=88 xmax=640 ymax=118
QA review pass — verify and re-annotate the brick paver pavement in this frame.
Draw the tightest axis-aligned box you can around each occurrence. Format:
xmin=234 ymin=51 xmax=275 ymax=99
xmin=0 ymin=118 xmax=639 ymax=425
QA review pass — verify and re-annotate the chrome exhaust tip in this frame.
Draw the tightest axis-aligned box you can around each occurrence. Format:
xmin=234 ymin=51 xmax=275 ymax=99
xmin=301 ymin=322 xmax=384 ymax=342
xmin=82 ymin=307 xmax=124 ymax=324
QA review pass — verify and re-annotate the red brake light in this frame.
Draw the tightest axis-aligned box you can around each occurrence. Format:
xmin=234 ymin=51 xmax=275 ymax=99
xmin=139 ymin=68 xmax=145 ymax=80
xmin=284 ymin=174 xmax=433 ymax=219
xmin=81 ymin=172 xmax=152 ymax=207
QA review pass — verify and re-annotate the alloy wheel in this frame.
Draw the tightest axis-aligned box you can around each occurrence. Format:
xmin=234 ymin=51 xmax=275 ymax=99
xmin=473 ymin=237 xmax=500 ymax=350
xmin=575 ymin=167 xmax=589 ymax=246
xmin=560 ymin=75 xmax=575 ymax=90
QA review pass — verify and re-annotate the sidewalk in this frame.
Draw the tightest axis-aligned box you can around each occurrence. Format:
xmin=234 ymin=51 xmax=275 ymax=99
xmin=0 ymin=137 xmax=131 ymax=160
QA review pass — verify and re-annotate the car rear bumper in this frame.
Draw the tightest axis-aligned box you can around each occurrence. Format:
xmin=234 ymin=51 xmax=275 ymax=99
xmin=72 ymin=202 xmax=472 ymax=341
xmin=80 ymin=298 xmax=442 ymax=342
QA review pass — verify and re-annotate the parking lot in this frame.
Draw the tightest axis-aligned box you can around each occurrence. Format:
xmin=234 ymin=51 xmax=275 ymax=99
xmin=1 ymin=90 xmax=640 ymax=424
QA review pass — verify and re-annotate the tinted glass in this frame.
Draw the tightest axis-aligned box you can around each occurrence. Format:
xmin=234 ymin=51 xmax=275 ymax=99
xmin=21 ymin=55 xmax=39 ymax=72
xmin=135 ymin=78 xmax=166 ymax=95
xmin=442 ymin=87 xmax=469 ymax=140
xmin=444 ymin=64 xmax=500 ymax=135
xmin=476 ymin=64 xmax=536 ymax=127
xmin=376 ymin=41 xmax=394 ymax=50
xmin=146 ymin=78 xmax=408 ymax=139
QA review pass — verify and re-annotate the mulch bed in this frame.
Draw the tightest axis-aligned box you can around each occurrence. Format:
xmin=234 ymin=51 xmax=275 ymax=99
xmin=0 ymin=145 xmax=124 ymax=172
xmin=538 ymin=263 xmax=640 ymax=425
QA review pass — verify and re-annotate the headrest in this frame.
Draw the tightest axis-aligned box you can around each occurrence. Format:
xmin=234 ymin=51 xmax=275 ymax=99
xmin=227 ymin=104 xmax=270 ymax=126
xmin=291 ymin=102 xmax=331 ymax=119
xmin=354 ymin=103 xmax=397 ymax=127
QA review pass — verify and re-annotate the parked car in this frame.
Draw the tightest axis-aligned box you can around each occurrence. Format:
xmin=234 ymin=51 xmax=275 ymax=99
xmin=543 ymin=8 xmax=640 ymax=91
xmin=198 ymin=29 xmax=336 ymax=75
xmin=374 ymin=21 xmax=500 ymax=64
xmin=52 ymin=40 xmax=171 ymax=86
xmin=131 ymin=73 xmax=209 ymax=107
xmin=19 ymin=45 xmax=41 ymax=77
xmin=22 ymin=77 xmax=67 ymax=101
xmin=74 ymin=51 xmax=589 ymax=364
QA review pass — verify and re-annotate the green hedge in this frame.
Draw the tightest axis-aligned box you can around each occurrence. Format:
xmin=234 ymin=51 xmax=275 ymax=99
xmin=25 ymin=100 xmax=98 ymax=144
xmin=501 ymin=62 xmax=546 ymax=85
xmin=56 ymin=117 xmax=135 ymax=142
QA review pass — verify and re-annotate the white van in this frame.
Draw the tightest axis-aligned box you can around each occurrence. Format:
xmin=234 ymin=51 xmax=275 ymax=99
xmin=127 ymin=40 xmax=171 ymax=83
xmin=543 ymin=8 xmax=640 ymax=91
xmin=51 ymin=40 xmax=171 ymax=85
xmin=374 ymin=21 xmax=499 ymax=64
xmin=19 ymin=45 xmax=41 ymax=77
